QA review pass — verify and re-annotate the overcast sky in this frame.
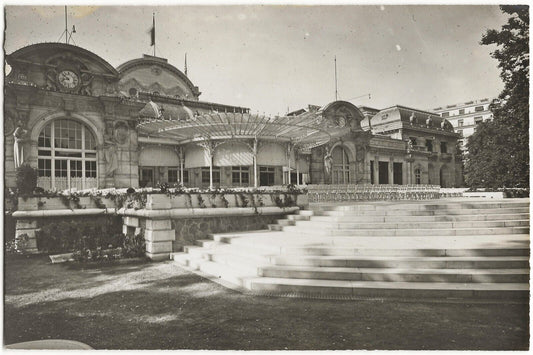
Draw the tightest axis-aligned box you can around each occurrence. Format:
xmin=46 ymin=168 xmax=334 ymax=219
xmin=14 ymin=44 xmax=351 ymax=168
xmin=5 ymin=5 xmax=508 ymax=115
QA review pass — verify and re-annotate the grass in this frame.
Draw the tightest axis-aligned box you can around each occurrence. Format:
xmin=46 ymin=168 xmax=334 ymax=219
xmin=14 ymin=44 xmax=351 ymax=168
xmin=3 ymin=254 xmax=529 ymax=350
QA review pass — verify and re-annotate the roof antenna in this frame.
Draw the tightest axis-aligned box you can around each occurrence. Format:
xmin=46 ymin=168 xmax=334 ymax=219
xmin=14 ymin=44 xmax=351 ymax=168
xmin=57 ymin=6 xmax=76 ymax=45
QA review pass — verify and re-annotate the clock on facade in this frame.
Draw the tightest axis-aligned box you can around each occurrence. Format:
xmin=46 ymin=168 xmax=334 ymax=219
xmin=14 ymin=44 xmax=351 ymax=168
xmin=336 ymin=116 xmax=346 ymax=127
xmin=58 ymin=70 xmax=79 ymax=89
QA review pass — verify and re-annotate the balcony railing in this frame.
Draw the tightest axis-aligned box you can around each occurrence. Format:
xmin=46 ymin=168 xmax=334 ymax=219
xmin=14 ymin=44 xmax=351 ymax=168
xmin=307 ymin=184 xmax=441 ymax=202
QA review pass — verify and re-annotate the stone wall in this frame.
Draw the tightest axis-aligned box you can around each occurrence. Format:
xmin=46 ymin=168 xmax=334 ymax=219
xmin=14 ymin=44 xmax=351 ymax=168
xmin=12 ymin=191 xmax=307 ymax=260
xmin=171 ymin=214 xmax=281 ymax=252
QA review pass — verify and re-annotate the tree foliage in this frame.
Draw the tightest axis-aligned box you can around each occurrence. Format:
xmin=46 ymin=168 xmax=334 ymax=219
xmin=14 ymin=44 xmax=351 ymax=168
xmin=465 ymin=5 xmax=529 ymax=188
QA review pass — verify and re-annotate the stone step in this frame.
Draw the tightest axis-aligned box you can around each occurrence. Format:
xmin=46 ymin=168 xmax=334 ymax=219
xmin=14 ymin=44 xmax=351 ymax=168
xmin=275 ymin=219 xmax=296 ymax=227
xmin=258 ymin=266 xmax=530 ymax=283
xmin=204 ymin=233 xmax=530 ymax=253
xmin=287 ymin=214 xmax=311 ymax=221
xmin=281 ymin=225 xmax=529 ymax=236
xmin=173 ymin=200 xmax=531 ymax=300
xmin=207 ymin=251 xmax=270 ymax=270
xmin=187 ymin=240 xmax=281 ymax=256
xmin=308 ymin=213 xmax=530 ymax=223
xmin=297 ymin=209 xmax=314 ymax=216
xmin=209 ymin=229 xmax=274 ymax=242
xmin=245 ymin=278 xmax=529 ymax=299
xmin=315 ymin=207 xmax=530 ymax=217
xmin=213 ymin=232 xmax=529 ymax=256
xmin=268 ymin=224 xmax=283 ymax=231
xmin=271 ymin=255 xmax=530 ymax=269
xmin=278 ymin=246 xmax=530 ymax=257
xmin=313 ymin=201 xmax=529 ymax=212
xmin=295 ymin=219 xmax=530 ymax=230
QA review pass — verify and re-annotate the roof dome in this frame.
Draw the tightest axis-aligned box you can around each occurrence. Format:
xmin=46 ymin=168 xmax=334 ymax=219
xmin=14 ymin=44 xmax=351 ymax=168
xmin=117 ymin=55 xmax=200 ymax=100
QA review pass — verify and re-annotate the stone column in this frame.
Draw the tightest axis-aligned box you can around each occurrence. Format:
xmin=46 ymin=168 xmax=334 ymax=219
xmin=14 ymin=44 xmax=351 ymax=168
xmin=15 ymin=219 xmax=39 ymax=253
xmin=374 ymin=155 xmax=380 ymax=184
xmin=253 ymin=138 xmax=258 ymax=188
xmin=180 ymin=147 xmax=185 ymax=185
xmin=142 ymin=194 xmax=176 ymax=261
xmin=286 ymin=142 xmax=293 ymax=184
xmin=198 ymin=140 xmax=221 ymax=190
xmin=295 ymin=147 xmax=300 ymax=185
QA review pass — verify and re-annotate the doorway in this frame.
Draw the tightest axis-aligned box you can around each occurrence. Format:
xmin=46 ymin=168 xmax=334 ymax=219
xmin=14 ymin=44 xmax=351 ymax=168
xmin=378 ymin=162 xmax=389 ymax=184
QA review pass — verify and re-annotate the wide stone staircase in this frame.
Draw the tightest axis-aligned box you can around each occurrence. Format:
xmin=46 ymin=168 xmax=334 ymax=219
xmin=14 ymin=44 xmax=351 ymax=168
xmin=172 ymin=198 xmax=530 ymax=300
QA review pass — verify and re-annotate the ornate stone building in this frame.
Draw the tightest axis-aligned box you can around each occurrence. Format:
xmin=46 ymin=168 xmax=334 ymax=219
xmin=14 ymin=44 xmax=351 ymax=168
xmin=5 ymin=42 xmax=462 ymax=190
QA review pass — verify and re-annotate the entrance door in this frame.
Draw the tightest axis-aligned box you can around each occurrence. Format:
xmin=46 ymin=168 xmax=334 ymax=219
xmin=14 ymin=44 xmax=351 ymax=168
xmin=331 ymin=146 xmax=350 ymax=184
xmin=393 ymin=162 xmax=403 ymax=185
xmin=378 ymin=162 xmax=389 ymax=184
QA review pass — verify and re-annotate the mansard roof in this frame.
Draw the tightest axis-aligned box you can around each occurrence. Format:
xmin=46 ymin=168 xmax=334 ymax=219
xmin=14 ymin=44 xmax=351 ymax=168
xmin=371 ymin=105 xmax=455 ymax=133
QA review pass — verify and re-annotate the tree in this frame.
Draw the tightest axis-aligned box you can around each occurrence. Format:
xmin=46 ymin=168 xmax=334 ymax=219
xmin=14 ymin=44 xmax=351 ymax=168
xmin=465 ymin=5 xmax=529 ymax=188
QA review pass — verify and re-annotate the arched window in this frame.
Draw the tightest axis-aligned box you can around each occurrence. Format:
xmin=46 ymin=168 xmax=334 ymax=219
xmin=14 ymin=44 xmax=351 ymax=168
xmin=414 ymin=167 xmax=421 ymax=185
xmin=37 ymin=119 xmax=97 ymax=191
xmin=331 ymin=146 xmax=350 ymax=184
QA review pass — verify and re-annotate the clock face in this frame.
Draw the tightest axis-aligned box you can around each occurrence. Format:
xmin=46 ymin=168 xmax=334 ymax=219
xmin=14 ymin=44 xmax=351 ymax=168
xmin=58 ymin=70 xmax=79 ymax=89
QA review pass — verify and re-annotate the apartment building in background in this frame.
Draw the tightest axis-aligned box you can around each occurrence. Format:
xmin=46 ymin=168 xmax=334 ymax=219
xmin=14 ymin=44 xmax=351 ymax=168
xmin=431 ymin=98 xmax=495 ymax=152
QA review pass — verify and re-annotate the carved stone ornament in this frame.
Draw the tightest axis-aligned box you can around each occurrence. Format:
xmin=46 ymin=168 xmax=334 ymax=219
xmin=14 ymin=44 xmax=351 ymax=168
xmin=44 ymin=53 xmax=94 ymax=95
xmin=151 ymin=66 xmax=162 ymax=75
xmin=114 ymin=121 xmax=130 ymax=145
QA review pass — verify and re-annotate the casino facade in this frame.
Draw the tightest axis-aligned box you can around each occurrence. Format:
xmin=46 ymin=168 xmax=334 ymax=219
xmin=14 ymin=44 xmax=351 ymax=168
xmin=5 ymin=43 xmax=462 ymax=191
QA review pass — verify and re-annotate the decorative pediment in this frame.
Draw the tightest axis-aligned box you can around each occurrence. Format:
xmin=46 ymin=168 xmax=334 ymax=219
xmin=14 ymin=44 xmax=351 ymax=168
xmin=318 ymin=101 xmax=365 ymax=132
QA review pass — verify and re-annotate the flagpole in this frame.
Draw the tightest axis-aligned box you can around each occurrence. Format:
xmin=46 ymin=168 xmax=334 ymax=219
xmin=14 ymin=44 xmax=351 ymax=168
xmin=153 ymin=13 xmax=156 ymax=56
xmin=65 ymin=6 xmax=68 ymax=44
xmin=334 ymin=56 xmax=338 ymax=101
xmin=184 ymin=53 xmax=188 ymax=76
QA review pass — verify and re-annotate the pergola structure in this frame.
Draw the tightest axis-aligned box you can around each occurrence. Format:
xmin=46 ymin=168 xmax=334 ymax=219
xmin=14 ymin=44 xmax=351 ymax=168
xmin=137 ymin=101 xmax=337 ymax=188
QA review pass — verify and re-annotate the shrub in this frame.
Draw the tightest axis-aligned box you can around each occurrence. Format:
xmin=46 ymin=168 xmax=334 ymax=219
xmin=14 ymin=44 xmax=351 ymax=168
xmin=16 ymin=164 xmax=37 ymax=195
xmin=121 ymin=232 xmax=145 ymax=258
xmin=36 ymin=217 xmax=123 ymax=254
xmin=5 ymin=233 xmax=29 ymax=254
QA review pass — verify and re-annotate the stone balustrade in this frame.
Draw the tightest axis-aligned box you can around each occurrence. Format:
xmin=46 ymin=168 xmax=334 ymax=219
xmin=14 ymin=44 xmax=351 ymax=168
xmin=307 ymin=184 xmax=441 ymax=202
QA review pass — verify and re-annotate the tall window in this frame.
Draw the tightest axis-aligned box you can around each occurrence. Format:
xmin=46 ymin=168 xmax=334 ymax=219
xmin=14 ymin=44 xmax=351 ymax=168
xmin=458 ymin=119 xmax=464 ymax=127
xmin=232 ymin=166 xmax=250 ymax=186
xmin=37 ymin=119 xmax=97 ymax=190
xmin=331 ymin=146 xmax=350 ymax=184
xmin=440 ymin=142 xmax=448 ymax=154
xmin=425 ymin=139 xmax=433 ymax=152
xmin=414 ymin=167 xmax=421 ymax=184
xmin=168 ymin=168 xmax=180 ymax=184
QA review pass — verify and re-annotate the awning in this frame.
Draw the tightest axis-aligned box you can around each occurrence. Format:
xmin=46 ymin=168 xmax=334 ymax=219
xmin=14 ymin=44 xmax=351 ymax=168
xmin=137 ymin=109 xmax=333 ymax=149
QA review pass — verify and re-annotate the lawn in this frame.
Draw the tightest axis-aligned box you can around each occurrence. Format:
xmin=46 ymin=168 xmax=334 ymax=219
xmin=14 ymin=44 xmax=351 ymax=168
xmin=3 ymin=254 xmax=529 ymax=350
